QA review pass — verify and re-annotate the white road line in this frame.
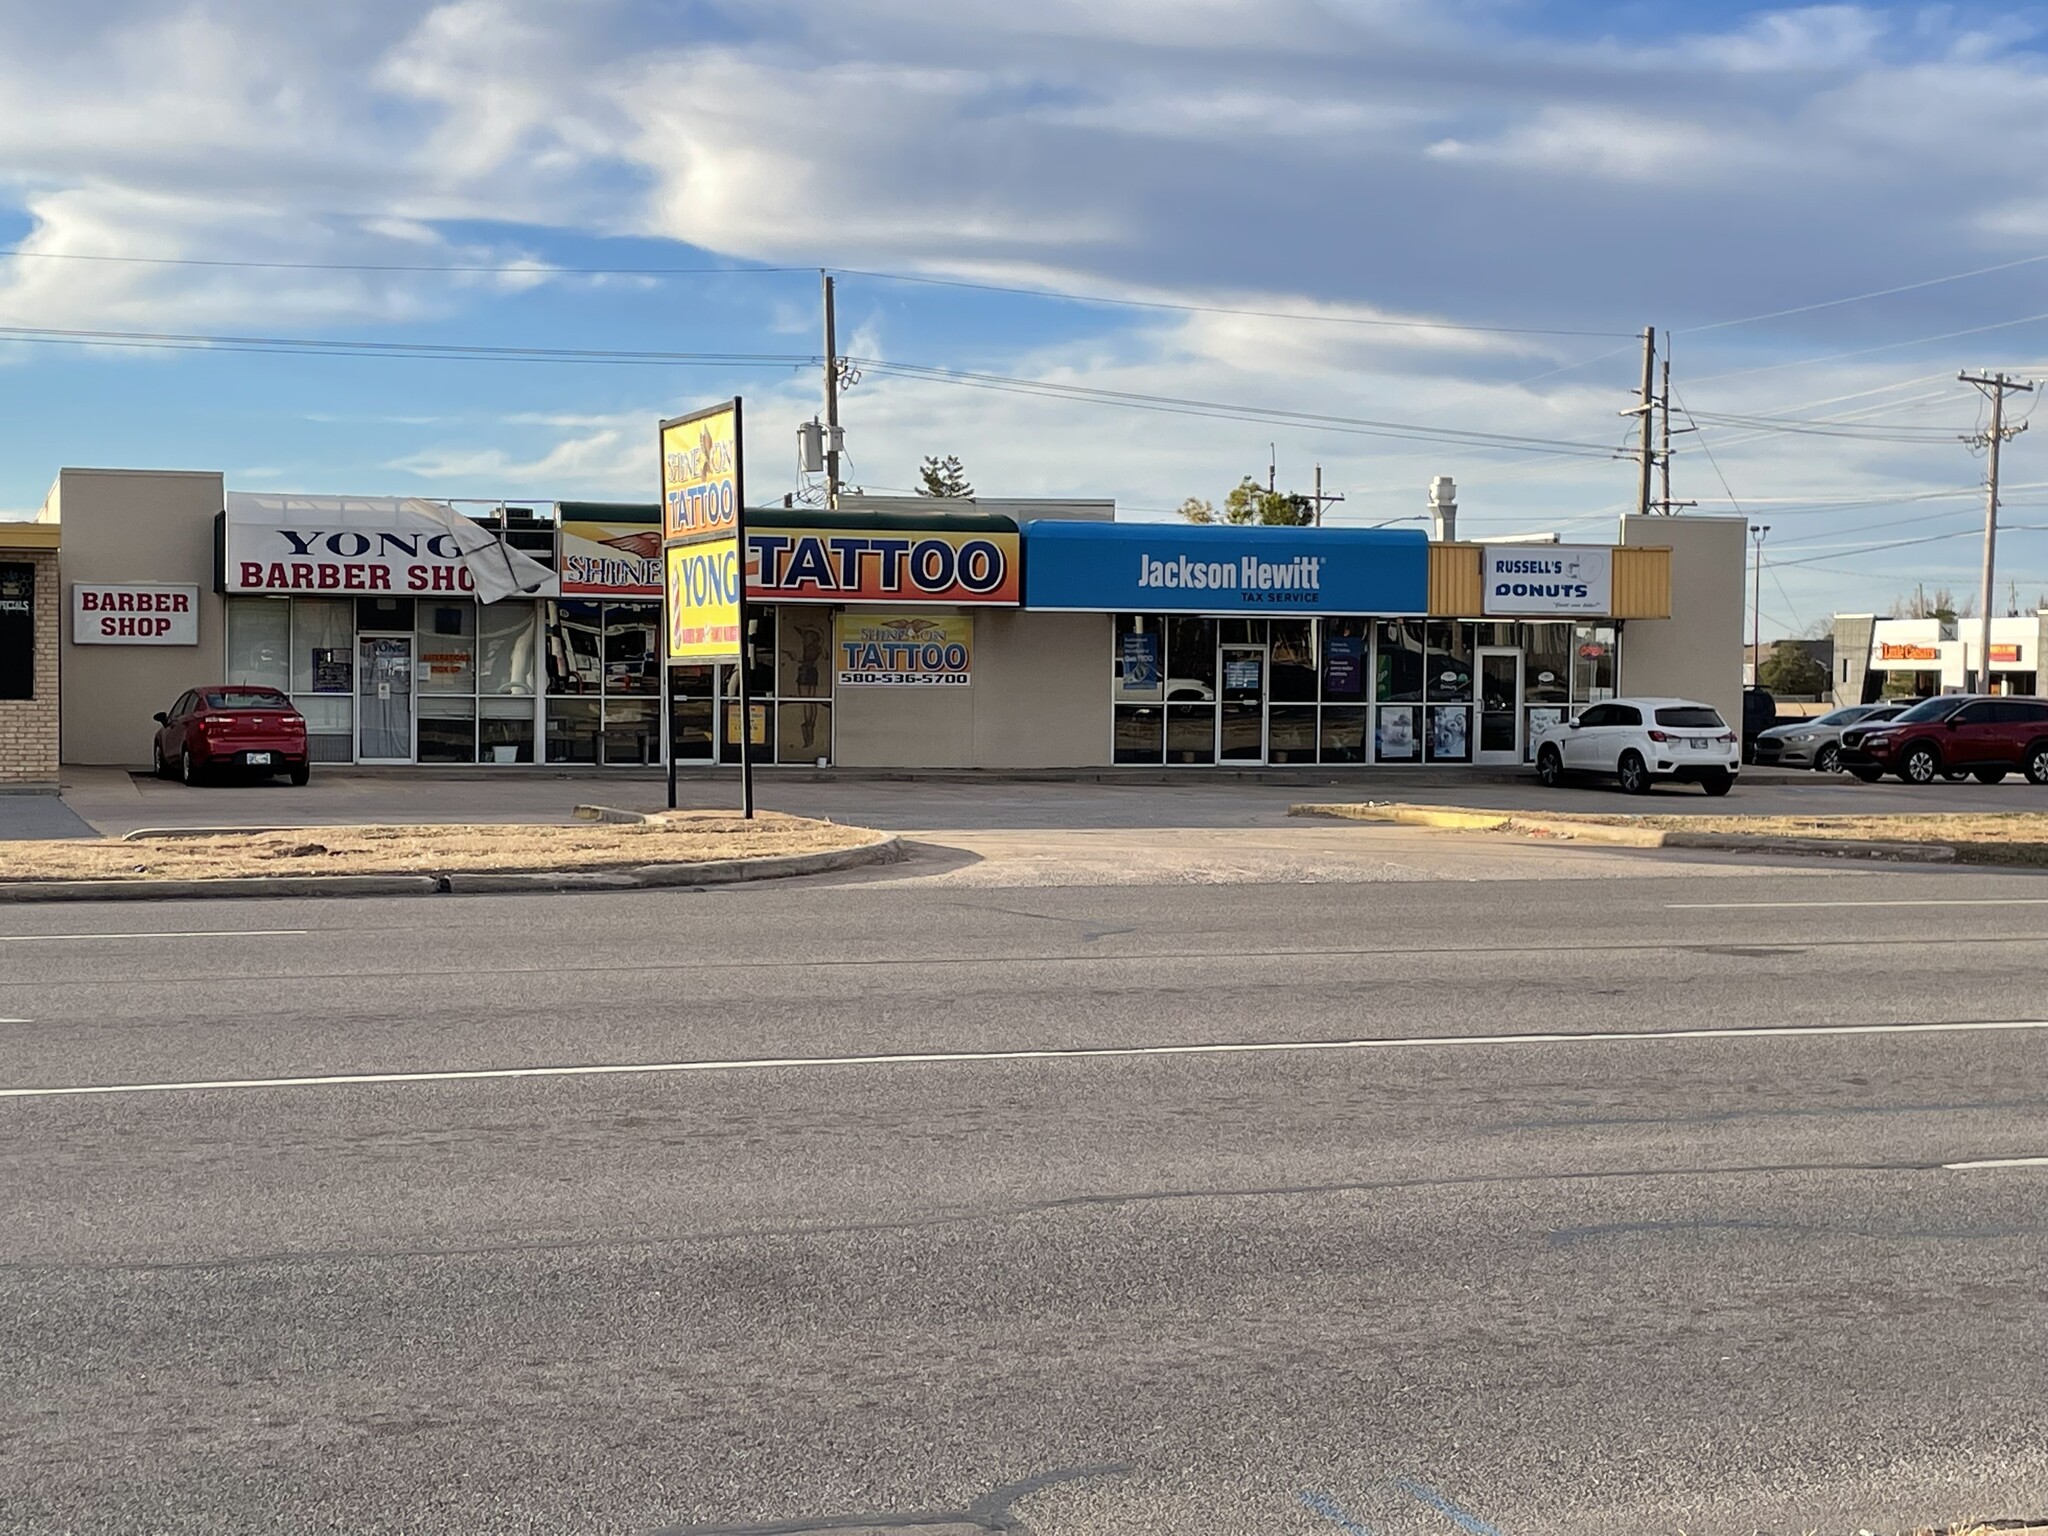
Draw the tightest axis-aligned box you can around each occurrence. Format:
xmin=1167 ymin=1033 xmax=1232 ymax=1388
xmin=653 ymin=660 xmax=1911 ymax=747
xmin=4 ymin=1019 xmax=2045 ymax=1102
xmin=1943 ymin=1156 xmax=2048 ymax=1170
xmin=1667 ymin=899 xmax=2048 ymax=910
xmin=0 ymin=929 xmax=309 ymax=943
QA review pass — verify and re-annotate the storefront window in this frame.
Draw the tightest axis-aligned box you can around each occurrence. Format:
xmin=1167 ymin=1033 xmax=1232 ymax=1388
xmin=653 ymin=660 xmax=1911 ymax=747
xmin=778 ymin=608 xmax=832 ymax=705
xmin=417 ymin=600 xmax=476 ymax=694
xmin=604 ymin=604 xmax=659 ymax=695
xmin=1115 ymin=614 xmax=1165 ymax=701
xmin=290 ymin=599 xmax=354 ymax=695
xmin=545 ymin=601 xmax=604 ymax=695
xmin=480 ymin=698 xmax=535 ymax=764
xmin=1573 ymin=624 xmax=1618 ymax=702
xmin=1166 ymin=704 xmax=1215 ymax=764
xmin=297 ymin=695 xmax=354 ymax=763
xmin=1270 ymin=620 xmax=1317 ymax=703
xmin=602 ymin=699 xmax=660 ymax=765
xmin=1268 ymin=704 xmax=1317 ymax=764
xmin=1426 ymin=621 xmax=1473 ymax=702
xmin=479 ymin=604 xmax=537 ymax=695
xmin=417 ymin=698 xmax=477 ymax=764
xmin=225 ymin=599 xmax=290 ymax=690
xmin=1375 ymin=704 xmax=1422 ymax=762
xmin=1114 ymin=704 xmax=1164 ymax=764
xmin=357 ymin=596 xmax=414 ymax=632
xmin=1521 ymin=624 xmax=1571 ymax=704
xmin=720 ymin=689 xmax=773 ymax=764
xmin=743 ymin=605 xmax=776 ymax=700
xmin=1165 ymin=616 xmax=1217 ymax=698
xmin=1426 ymin=703 xmax=1472 ymax=762
xmin=1376 ymin=621 xmax=1425 ymax=703
xmin=670 ymin=666 xmax=715 ymax=762
xmin=1319 ymin=707 xmax=1370 ymax=763
xmin=545 ymin=697 xmax=602 ymax=763
xmin=1322 ymin=620 xmax=1369 ymax=703
xmin=777 ymin=699 xmax=832 ymax=765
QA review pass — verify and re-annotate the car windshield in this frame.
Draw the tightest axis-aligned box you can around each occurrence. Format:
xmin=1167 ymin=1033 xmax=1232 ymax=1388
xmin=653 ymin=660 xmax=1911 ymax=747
xmin=1655 ymin=706 xmax=1725 ymax=729
xmin=1889 ymin=697 xmax=1969 ymax=723
xmin=203 ymin=689 xmax=292 ymax=709
xmin=1813 ymin=707 xmax=1872 ymax=727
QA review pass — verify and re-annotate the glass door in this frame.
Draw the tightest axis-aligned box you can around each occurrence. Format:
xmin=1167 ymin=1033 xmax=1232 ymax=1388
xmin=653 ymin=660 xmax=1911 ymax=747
xmin=1218 ymin=644 xmax=1267 ymax=763
xmin=1475 ymin=648 xmax=1523 ymax=765
xmin=357 ymin=636 xmax=415 ymax=762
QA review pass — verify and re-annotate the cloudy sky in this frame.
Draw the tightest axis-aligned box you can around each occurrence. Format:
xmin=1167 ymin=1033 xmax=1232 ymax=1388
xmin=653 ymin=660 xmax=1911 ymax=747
xmin=4 ymin=0 xmax=2048 ymax=635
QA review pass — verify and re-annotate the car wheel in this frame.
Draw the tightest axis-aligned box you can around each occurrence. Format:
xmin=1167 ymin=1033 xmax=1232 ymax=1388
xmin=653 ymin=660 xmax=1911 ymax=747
xmin=1815 ymin=744 xmax=1842 ymax=774
xmin=2025 ymin=741 xmax=2048 ymax=786
xmin=1536 ymin=745 xmax=1564 ymax=788
xmin=1900 ymin=745 xmax=1940 ymax=784
xmin=152 ymin=741 xmax=167 ymax=778
xmin=1973 ymin=769 xmax=2008 ymax=785
xmin=1617 ymin=750 xmax=1652 ymax=795
xmin=1700 ymin=769 xmax=1733 ymax=797
xmin=180 ymin=747 xmax=201 ymax=786
xmin=289 ymin=763 xmax=311 ymax=787
xmin=1850 ymin=766 xmax=1884 ymax=783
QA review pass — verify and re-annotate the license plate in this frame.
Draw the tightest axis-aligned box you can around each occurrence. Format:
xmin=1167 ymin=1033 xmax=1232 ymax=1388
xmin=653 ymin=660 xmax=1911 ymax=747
xmin=246 ymin=751 xmax=272 ymax=765
xmin=1689 ymin=737 xmax=1709 ymax=749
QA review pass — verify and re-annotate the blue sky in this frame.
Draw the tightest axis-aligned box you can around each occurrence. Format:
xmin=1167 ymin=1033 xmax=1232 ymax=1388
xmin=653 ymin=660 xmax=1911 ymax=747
xmin=4 ymin=0 xmax=2048 ymax=636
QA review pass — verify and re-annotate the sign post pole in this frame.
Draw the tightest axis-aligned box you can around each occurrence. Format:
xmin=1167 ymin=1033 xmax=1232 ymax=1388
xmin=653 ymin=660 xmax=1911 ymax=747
xmin=660 ymin=397 xmax=750 ymax=819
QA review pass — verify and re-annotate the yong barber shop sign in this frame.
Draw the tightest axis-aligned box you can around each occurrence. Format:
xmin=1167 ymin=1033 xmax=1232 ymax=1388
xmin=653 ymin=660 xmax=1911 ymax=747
xmin=220 ymin=494 xmax=555 ymax=603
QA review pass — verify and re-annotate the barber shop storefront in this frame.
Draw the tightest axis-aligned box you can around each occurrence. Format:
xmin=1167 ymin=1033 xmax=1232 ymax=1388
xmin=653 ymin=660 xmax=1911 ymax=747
xmin=211 ymin=495 xmax=675 ymax=765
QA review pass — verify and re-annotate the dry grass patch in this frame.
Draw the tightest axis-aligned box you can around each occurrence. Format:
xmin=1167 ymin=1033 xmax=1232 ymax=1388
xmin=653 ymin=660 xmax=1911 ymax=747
xmin=1529 ymin=809 xmax=2048 ymax=865
xmin=0 ymin=811 xmax=880 ymax=884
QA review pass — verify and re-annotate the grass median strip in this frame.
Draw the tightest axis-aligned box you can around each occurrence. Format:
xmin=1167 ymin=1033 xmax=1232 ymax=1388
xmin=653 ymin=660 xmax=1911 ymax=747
xmin=1293 ymin=803 xmax=2048 ymax=866
xmin=0 ymin=811 xmax=879 ymax=883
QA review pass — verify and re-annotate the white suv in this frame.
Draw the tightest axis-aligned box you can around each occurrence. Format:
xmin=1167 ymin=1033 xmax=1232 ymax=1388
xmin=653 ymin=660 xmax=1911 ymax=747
xmin=1532 ymin=697 xmax=1739 ymax=796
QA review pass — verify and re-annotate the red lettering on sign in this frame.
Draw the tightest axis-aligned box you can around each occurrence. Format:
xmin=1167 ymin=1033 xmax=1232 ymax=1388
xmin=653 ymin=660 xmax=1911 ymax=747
xmin=289 ymin=562 xmax=314 ymax=588
xmin=99 ymin=616 xmax=116 ymax=636
xmin=407 ymin=564 xmax=428 ymax=591
xmin=174 ymin=593 xmax=190 ymax=612
xmin=344 ymin=565 xmax=366 ymax=590
xmin=369 ymin=566 xmax=392 ymax=591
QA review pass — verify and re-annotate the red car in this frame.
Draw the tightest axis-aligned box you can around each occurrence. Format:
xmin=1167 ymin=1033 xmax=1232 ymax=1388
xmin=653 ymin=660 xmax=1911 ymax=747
xmin=1838 ymin=694 xmax=2048 ymax=785
xmin=152 ymin=686 xmax=311 ymax=785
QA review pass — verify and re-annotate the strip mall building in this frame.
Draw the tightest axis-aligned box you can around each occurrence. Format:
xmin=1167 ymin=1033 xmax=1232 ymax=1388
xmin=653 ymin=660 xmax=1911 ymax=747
xmin=4 ymin=467 xmax=1744 ymax=780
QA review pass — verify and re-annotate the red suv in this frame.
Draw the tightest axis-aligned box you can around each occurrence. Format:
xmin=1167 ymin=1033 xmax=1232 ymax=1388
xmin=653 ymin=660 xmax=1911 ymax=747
xmin=152 ymin=687 xmax=311 ymax=785
xmin=1838 ymin=695 xmax=2048 ymax=785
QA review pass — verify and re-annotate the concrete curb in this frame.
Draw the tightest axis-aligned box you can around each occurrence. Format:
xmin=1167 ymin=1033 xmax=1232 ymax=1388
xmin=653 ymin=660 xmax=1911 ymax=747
xmin=0 ymin=835 xmax=903 ymax=904
xmin=1291 ymin=802 xmax=1960 ymax=863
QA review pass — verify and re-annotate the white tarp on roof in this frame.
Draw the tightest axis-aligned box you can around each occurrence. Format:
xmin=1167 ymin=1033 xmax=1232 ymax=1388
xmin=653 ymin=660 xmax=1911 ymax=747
xmin=223 ymin=493 xmax=555 ymax=604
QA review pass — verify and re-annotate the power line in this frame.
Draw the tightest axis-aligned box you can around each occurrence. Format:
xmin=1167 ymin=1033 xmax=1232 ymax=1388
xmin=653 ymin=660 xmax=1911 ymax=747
xmin=1686 ymin=310 xmax=2048 ymax=388
xmin=1676 ymin=250 xmax=2048 ymax=337
xmin=0 ymin=248 xmax=810 ymax=278
xmin=0 ymin=321 xmax=816 ymax=367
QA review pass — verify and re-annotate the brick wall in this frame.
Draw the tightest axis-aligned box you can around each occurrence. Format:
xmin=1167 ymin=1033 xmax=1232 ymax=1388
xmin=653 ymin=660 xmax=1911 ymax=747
xmin=0 ymin=548 xmax=60 ymax=787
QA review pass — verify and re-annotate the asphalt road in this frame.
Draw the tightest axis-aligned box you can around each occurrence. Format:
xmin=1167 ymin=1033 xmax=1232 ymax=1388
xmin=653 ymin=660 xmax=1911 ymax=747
xmin=4 ymin=847 xmax=2046 ymax=1536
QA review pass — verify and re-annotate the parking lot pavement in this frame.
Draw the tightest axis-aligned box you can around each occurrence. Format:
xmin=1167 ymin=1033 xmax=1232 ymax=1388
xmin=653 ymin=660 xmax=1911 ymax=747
xmin=0 ymin=793 xmax=99 ymax=841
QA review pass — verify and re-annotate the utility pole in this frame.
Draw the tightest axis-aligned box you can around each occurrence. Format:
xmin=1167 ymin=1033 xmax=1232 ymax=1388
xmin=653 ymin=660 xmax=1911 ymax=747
xmin=1268 ymin=444 xmax=1277 ymax=495
xmin=1659 ymin=355 xmax=1673 ymax=514
xmin=1310 ymin=464 xmax=1345 ymax=527
xmin=1960 ymin=371 xmax=2033 ymax=694
xmin=1636 ymin=326 xmax=1656 ymax=519
xmin=822 ymin=271 xmax=841 ymax=507
xmin=1750 ymin=524 xmax=1771 ymax=683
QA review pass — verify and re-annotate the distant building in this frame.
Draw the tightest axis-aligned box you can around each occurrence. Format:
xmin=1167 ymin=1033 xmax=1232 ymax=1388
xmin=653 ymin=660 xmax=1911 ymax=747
xmin=1830 ymin=613 xmax=2048 ymax=703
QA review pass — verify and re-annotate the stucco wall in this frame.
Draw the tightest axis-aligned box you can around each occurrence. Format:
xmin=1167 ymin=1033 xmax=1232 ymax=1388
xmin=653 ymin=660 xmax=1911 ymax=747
xmin=53 ymin=469 xmax=227 ymax=766
xmin=831 ymin=609 xmax=1111 ymax=768
xmin=1617 ymin=514 xmax=1745 ymax=730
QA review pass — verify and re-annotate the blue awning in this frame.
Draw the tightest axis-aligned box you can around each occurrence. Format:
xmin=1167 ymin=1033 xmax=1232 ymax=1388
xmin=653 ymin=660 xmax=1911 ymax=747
xmin=1022 ymin=519 xmax=1428 ymax=615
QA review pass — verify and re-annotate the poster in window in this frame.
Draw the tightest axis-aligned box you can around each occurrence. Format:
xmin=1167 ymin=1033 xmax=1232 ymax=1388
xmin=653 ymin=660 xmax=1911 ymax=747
xmin=311 ymin=648 xmax=354 ymax=693
xmin=1120 ymin=631 xmax=1160 ymax=693
xmin=0 ymin=562 xmax=34 ymax=701
xmin=1525 ymin=707 xmax=1566 ymax=761
xmin=1325 ymin=634 xmax=1365 ymax=698
xmin=1375 ymin=705 xmax=1418 ymax=762
xmin=1427 ymin=704 xmax=1471 ymax=762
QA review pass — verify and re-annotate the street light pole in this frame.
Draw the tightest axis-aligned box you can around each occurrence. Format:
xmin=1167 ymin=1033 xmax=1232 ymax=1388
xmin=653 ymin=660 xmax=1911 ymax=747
xmin=1750 ymin=524 xmax=1771 ymax=685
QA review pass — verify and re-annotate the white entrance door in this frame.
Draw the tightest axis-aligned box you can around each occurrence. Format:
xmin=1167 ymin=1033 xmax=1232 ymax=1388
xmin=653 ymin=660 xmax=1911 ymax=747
xmin=357 ymin=636 xmax=414 ymax=762
xmin=1474 ymin=648 xmax=1523 ymax=765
